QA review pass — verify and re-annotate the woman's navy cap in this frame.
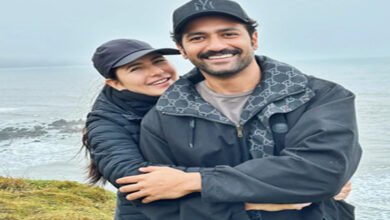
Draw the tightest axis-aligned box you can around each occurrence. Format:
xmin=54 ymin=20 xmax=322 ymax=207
xmin=173 ymin=0 xmax=251 ymax=34
xmin=92 ymin=39 xmax=180 ymax=78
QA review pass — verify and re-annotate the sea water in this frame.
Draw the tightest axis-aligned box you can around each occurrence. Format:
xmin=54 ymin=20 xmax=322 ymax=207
xmin=0 ymin=66 xmax=102 ymax=181
xmin=0 ymin=58 xmax=389 ymax=219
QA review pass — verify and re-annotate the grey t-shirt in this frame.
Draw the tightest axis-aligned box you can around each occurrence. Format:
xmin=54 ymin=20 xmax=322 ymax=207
xmin=195 ymin=81 xmax=253 ymax=125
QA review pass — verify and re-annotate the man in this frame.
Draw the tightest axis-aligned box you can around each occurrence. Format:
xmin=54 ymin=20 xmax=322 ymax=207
xmin=117 ymin=0 xmax=361 ymax=219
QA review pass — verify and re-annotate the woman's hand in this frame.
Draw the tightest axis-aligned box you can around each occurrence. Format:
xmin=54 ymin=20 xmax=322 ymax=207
xmin=245 ymin=181 xmax=352 ymax=212
xmin=245 ymin=203 xmax=311 ymax=211
xmin=334 ymin=181 xmax=352 ymax=201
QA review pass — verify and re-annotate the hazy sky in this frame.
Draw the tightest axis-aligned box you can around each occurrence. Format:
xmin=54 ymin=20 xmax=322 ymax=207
xmin=1 ymin=0 xmax=389 ymax=67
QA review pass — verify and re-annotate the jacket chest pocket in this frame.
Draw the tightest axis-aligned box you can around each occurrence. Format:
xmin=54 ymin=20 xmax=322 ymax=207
xmin=173 ymin=119 xmax=242 ymax=166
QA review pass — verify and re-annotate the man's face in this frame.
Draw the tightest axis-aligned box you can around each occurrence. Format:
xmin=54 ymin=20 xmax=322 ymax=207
xmin=178 ymin=15 xmax=258 ymax=78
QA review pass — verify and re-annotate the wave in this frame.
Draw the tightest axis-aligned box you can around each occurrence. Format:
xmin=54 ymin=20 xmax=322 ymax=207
xmin=0 ymin=108 xmax=19 ymax=113
xmin=0 ymin=119 xmax=85 ymax=141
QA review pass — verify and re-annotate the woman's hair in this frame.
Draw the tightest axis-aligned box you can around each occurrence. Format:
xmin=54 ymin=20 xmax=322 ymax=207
xmin=82 ymin=127 xmax=106 ymax=185
xmin=107 ymin=69 xmax=118 ymax=80
xmin=81 ymin=70 xmax=120 ymax=185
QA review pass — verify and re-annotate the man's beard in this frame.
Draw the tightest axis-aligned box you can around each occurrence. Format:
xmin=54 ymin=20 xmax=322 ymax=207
xmin=195 ymin=48 xmax=253 ymax=78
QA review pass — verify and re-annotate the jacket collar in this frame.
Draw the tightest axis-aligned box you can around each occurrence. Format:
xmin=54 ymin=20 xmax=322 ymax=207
xmin=91 ymin=86 xmax=146 ymax=120
xmin=156 ymin=55 xmax=312 ymax=124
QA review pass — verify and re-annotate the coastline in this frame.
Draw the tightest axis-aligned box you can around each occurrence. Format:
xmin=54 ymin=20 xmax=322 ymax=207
xmin=0 ymin=155 xmax=117 ymax=193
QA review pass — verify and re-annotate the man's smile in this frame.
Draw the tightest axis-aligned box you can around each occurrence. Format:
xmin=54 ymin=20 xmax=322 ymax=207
xmin=207 ymin=54 xmax=235 ymax=60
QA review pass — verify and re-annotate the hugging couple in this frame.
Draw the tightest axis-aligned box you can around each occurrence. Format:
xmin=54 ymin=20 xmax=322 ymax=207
xmin=83 ymin=0 xmax=361 ymax=219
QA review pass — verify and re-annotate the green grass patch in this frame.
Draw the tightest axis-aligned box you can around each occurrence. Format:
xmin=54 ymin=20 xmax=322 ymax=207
xmin=0 ymin=177 xmax=115 ymax=220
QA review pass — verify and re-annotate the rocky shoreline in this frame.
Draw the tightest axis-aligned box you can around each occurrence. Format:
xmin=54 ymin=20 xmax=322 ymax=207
xmin=0 ymin=119 xmax=84 ymax=141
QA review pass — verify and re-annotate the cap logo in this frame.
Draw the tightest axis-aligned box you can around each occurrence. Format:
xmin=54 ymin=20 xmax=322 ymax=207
xmin=194 ymin=0 xmax=215 ymax=11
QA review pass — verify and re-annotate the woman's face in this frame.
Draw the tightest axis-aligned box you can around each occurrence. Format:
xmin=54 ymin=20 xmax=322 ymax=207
xmin=107 ymin=53 xmax=177 ymax=96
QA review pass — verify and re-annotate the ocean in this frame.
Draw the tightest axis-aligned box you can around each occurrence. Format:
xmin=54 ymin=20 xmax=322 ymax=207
xmin=1 ymin=58 xmax=389 ymax=219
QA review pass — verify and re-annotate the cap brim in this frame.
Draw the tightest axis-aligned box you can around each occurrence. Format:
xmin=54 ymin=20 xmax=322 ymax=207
xmin=113 ymin=48 xmax=180 ymax=68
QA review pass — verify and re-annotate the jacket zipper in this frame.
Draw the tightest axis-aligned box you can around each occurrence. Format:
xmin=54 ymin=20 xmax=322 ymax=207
xmin=236 ymin=125 xmax=244 ymax=138
xmin=236 ymin=124 xmax=249 ymax=161
xmin=189 ymin=119 xmax=195 ymax=148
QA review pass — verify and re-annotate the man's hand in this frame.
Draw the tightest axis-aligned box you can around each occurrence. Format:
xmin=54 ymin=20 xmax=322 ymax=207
xmin=334 ymin=181 xmax=352 ymax=201
xmin=116 ymin=166 xmax=201 ymax=203
xmin=245 ymin=203 xmax=312 ymax=211
xmin=245 ymin=181 xmax=352 ymax=211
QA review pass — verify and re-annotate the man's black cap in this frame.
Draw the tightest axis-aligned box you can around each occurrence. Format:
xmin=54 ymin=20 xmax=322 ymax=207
xmin=92 ymin=39 xmax=180 ymax=78
xmin=173 ymin=0 xmax=251 ymax=34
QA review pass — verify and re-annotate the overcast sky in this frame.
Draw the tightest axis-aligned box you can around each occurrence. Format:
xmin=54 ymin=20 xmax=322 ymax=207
xmin=1 ymin=0 xmax=389 ymax=67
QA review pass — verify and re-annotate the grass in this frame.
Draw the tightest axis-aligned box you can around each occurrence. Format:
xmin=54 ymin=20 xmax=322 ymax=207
xmin=0 ymin=176 xmax=116 ymax=220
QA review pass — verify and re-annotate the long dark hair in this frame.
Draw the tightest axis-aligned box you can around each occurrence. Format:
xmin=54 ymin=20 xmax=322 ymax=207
xmin=82 ymin=127 xmax=106 ymax=185
xmin=81 ymin=70 xmax=118 ymax=185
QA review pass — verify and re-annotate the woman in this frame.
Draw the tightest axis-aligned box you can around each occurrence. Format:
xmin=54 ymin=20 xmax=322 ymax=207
xmin=83 ymin=39 xmax=179 ymax=219
xmin=83 ymin=39 xmax=350 ymax=220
